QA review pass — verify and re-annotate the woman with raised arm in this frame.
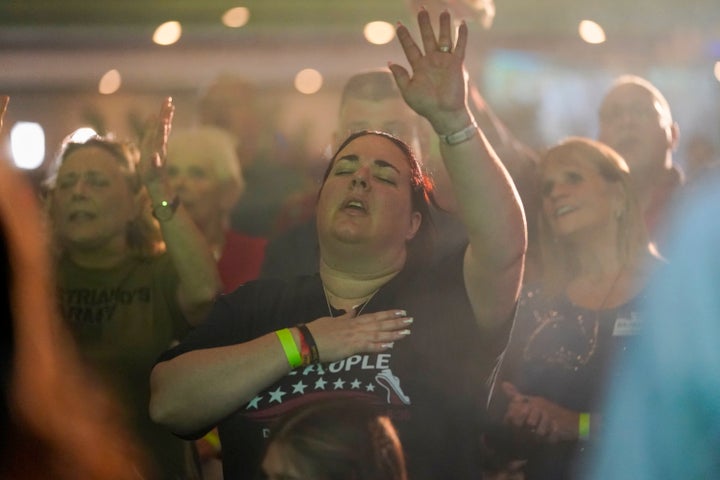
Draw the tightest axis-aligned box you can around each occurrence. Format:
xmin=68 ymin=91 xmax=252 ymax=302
xmin=45 ymin=99 xmax=221 ymax=480
xmin=150 ymin=10 xmax=525 ymax=480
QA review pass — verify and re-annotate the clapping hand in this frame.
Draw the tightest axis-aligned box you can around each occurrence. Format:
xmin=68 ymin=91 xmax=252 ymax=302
xmin=502 ymin=381 xmax=579 ymax=443
xmin=138 ymin=97 xmax=175 ymax=189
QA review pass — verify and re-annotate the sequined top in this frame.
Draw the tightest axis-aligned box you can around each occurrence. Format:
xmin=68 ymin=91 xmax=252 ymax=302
xmin=496 ymin=284 xmax=644 ymax=412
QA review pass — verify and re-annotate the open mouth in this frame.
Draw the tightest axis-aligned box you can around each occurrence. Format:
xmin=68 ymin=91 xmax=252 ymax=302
xmin=68 ymin=211 xmax=97 ymax=221
xmin=554 ymin=205 xmax=576 ymax=217
xmin=342 ymin=199 xmax=367 ymax=213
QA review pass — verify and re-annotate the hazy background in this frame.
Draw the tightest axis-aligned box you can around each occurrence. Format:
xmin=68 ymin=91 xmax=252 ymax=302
xmin=1 ymin=0 xmax=718 ymax=184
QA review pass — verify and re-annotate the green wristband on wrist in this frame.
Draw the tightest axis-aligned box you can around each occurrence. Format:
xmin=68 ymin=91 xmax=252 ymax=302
xmin=276 ymin=328 xmax=302 ymax=369
xmin=578 ymin=412 xmax=591 ymax=440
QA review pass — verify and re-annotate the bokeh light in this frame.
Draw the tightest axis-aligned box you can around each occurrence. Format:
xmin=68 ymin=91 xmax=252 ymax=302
xmin=98 ymin=69 xmax=122 ymax=94
xmin=294 ymin=69 xmax=323 ymax=95
xmin=222 ymin=7 xmax=250 ymax=28
xmin=10 ymin=122 xmax=45 ymax=170
xmin=579 ymin=20 xmax=606 ymax=44
xmin=153 ymin=21 xmax=182 ymax=46
xmin=363 ymin=21 xmax=395 ymax=45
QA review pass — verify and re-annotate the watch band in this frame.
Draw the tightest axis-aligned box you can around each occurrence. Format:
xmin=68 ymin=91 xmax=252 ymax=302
xmin=439 ymin=122 xmax=478 ymax=146
xmin=152 ymin=194 xmax=180 ymax=222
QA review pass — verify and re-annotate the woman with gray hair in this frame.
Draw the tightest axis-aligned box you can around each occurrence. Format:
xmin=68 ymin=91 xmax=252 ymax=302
xmin=167 ymin=125 xmax=267 ymax=292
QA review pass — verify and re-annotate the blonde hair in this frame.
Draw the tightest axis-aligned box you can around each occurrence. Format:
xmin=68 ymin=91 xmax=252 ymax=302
xmin=538 ymin=137 xmax=649 ymax=296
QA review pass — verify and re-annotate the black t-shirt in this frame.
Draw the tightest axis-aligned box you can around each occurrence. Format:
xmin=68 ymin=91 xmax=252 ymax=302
xmin=158 ymin=247 xmax=511 ymax=480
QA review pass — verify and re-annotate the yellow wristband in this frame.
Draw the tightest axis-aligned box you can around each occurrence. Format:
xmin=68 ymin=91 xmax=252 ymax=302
xmin=578 ymin=412 xmax=591 ymax=440
xmin=203 ymin=430 xmax=221 ymax=451
xmin=276 ymin=328 xmax=302 ymax=369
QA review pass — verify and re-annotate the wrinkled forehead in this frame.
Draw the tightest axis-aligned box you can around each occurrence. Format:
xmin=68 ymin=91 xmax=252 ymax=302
xmin=60 ymin=145 xmax=128 ymax=175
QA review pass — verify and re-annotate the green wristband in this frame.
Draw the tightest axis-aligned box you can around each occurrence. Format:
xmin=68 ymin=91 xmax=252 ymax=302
xmin=276 ymin=328 xmax=302 ymax=369
xmin=578 ymin=412 xmax=591 ymax=440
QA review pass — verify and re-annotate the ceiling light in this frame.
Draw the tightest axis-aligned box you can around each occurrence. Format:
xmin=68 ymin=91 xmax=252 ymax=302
xmin=578 ymin=20 xmax=606 ymax=44
xmin=153 ymin=21 xmax=182 ymax=46
xmin=222 ymin=7 xmax=250 ymax=28
xmin=364 ymin=21 xmax=395 ymax=45
xmin=294 ymin=69 xmax=323 ymax=95
xmin=99 ymin=69 xmax=122 ymax=95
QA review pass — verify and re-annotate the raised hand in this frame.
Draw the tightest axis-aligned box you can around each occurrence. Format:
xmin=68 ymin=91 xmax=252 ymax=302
xmin=138 ymin=97 xmax=175 ymax=188
xmin=389 ymin=9 xmax=471 ymax=135
xmin=305 ymin=309 xmax=413 ymax=363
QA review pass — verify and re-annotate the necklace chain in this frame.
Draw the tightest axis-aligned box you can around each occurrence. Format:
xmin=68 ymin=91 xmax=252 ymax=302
xmin=523 ymin=266 xmax=625 ymax=368
xmin=585 ymin=266 xmax=626 ymax=362
xmin=593 ymin=266 xmax=625 ymax=311
xmin=323 ymin=286 xmax=380 ymax=318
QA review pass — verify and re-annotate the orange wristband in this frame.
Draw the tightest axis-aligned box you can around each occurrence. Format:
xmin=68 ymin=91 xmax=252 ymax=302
xmin=296 ymin=326 xmax=312 ymax=366
xmin=296 ymin=324 xmax=319 ymax=364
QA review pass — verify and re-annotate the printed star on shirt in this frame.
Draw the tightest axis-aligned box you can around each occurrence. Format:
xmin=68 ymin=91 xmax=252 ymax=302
xmin=315 ymin=377 xmax=327 ymax=390
xmin=366 ymin=383 xmax=376 ymax=392
xmin=350 ymin=379 xmax=362 ymax=389
xmin=333 ymin=378 xmax=346 ymax=390
xmin=246 ymin=395 xmax=263 ymax=410
xmin=292 ymin=381 xmax=308 ymax=394
xmin=268 ymin=387 xmax=287 ymax=404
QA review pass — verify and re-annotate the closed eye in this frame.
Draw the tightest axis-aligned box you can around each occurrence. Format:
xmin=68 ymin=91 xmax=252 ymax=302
xmin=188 ymin=166 xmax=208 ymax=179
xmin=541 ymin=181 xmax=553 ymax=197
xmin=333 ymin=156 xmax=358 ymax=176
xmin=57 ymin=176 xmax=77 ymax=190
xmin=566 ymin=172 xmax=583 ymax=184
xmin=375 ymin=175 xmax=397 ymax=185
xmin=86 ymin=177 xmax=110 ymax=187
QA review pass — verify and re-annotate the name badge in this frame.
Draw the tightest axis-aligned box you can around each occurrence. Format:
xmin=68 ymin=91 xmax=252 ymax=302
xmin=613 ymin=312 xmax=642 ymax=336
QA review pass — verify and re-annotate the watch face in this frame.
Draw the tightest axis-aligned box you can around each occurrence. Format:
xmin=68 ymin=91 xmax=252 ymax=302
xmin=153 ymin=205 xmax=173 ymax=221
xmin=152 ymin=197 xmax=179 ymax=222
